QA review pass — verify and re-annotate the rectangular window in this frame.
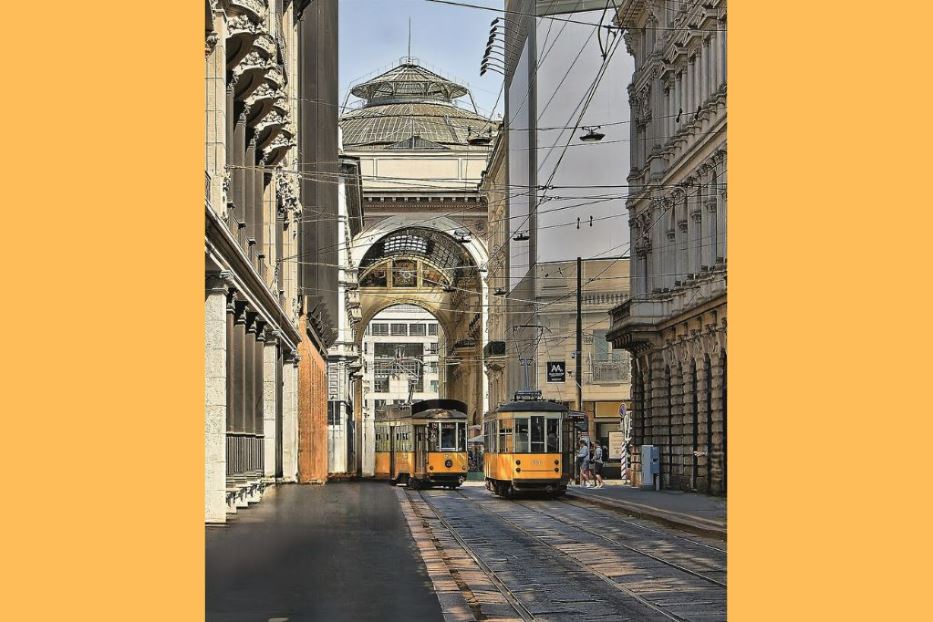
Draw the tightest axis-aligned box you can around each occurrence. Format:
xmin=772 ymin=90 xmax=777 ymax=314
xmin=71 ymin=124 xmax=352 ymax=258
xmin=409 ymin=323 xmax=426 ymax=336
xmin=430 ymin=380 xmax=439 ymax=393
xmin=530 ymin=416 xmax=545 ymax=453
xmin=391 ymin=323 xmax=408 ymax=336
xmin=428 ymin=323 xmax=438 ymax=336
xmin=514 ymin=418 xmax=529 ymax=453
xmin=440 ymin=422 xmax=458 ymax=450
xmin=547 ymin=418 xmax=560 ymax=453
xmin=498 ymin=419 xmax=513 ymax=453
xmin=371 ymin=323 xmax=389 ymax=336
xmin=374 ymin=377 xmax=389 ymax=393
xmin=327 ymin=401 xmax=340 ymax=426
xmin=458 ymin=423 xmax=466 ymax=452
xmin=427 ymin=342 xmax=439 ymax=354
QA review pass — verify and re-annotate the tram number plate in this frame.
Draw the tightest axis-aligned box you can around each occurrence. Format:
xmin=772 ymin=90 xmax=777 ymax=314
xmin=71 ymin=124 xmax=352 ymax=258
xmin=532 ymin=459 xmax=541 ymax=466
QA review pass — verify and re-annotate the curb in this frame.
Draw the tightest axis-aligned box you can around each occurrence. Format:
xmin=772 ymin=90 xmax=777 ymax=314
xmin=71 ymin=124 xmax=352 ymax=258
xmin=565 ymin=491 xmax=727 ymax=541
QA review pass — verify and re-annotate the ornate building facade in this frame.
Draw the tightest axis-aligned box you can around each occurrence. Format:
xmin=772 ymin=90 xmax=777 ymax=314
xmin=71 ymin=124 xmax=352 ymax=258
xmin=607 ymin=0 xmax=727 ymax=495
xmin=204 ymin=0 xmax=339 ymax=522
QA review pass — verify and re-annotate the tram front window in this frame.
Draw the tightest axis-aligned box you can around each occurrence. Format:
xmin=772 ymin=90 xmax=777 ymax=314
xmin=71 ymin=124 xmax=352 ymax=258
xmin=546 ymin=418 xmax=560 ymax=452
xmin=440 ymin=422 xmax=458 ymax=450
xmin=530 ymin=416 xmax=546 ymax=452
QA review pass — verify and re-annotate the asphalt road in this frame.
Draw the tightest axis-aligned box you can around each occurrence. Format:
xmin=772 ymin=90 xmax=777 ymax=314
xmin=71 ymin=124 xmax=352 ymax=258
xmin=206 ymin=481 xmax=444 ymax=622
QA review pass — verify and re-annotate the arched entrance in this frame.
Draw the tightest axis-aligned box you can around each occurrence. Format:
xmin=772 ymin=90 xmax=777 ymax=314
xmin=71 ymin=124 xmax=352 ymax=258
xmin=350 ymin=224 xmax=488 ymax=476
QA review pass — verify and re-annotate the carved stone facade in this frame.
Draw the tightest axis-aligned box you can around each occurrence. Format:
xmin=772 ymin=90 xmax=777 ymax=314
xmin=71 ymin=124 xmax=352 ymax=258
xmin=204 ymin=0 xmax=334 ymax=522
xmin=607 ymin=0 xmax=727 ymax=495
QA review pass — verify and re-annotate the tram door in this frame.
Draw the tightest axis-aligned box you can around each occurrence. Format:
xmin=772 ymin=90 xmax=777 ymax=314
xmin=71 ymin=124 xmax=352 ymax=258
xmin=389 ymin=426 xmax=396 ymax=479
xmin=415 ymin=425 xmax=426 ymax=474
xmin=561 ymin=416 xmax=575 ymax=480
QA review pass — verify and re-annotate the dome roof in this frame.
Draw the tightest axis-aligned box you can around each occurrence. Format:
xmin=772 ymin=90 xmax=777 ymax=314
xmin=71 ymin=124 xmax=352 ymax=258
xmin=350 ymin=62 xmax=469 ymax=104
xmin=341 ymin=60 xmax=495 ymax=149
xmin=341 ymin=101 xmax=491 ymax=148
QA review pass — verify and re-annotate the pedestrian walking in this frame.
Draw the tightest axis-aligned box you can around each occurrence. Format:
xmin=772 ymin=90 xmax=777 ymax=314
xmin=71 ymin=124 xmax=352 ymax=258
xmin=591 ymin=442 xmax=604 ymax=488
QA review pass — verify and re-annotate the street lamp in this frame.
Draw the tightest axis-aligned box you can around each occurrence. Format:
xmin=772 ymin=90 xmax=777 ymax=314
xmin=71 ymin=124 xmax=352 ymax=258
xmin=580 ymin=126 xmax=605 ymax=142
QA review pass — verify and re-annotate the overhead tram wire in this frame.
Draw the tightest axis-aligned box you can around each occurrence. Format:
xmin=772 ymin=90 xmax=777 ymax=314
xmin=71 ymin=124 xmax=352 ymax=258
xmin=422 ymin=0 xmax=725 ymax=32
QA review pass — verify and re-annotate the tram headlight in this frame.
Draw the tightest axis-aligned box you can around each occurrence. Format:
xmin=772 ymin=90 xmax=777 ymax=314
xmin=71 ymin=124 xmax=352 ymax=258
xmin=515 ymin=459 xmax=521 ymax=465
xmin=444 ymin=459 xmax=453 ymax=468
xmin=429 ymin=466 xmax=434 ymax=471
xmin=554 ymin=459 xmax=559 ymax=465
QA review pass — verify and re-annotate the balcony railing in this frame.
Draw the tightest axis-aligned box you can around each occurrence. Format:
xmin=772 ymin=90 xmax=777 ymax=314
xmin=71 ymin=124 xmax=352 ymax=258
xmin=205 ymin=170 xmax=212 ymax=209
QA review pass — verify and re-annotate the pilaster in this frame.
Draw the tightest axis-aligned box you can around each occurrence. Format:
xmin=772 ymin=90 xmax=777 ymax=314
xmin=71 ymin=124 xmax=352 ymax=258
xmin=262 ymin=330 xmax=280 ymax=478
xmin=205 ymin=274 xmax=229 ymax=523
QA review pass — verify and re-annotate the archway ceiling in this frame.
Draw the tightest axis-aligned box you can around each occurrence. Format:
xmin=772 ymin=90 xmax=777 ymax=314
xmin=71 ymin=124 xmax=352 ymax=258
xmin=360 ymin=227 xmax=476 ymax=276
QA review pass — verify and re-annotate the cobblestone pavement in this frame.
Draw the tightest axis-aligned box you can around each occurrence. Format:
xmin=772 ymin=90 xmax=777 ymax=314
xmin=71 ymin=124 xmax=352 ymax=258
xmin=402 ymin=485 xmax=726 ymax=622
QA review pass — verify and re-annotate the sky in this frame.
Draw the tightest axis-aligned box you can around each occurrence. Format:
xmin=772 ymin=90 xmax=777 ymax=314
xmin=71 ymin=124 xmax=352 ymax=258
xmin=338 ymin=0 xmax=505 ymax=116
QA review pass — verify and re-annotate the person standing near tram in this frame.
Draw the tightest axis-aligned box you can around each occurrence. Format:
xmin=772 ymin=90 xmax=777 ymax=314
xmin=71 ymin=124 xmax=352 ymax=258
xmin=577 ymin=439 xmax=591 ymax=487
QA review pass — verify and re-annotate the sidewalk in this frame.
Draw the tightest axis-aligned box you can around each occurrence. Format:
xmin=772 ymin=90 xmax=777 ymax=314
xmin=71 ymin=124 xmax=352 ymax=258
xmin=565 ymin=481 xmax=727 ymax=540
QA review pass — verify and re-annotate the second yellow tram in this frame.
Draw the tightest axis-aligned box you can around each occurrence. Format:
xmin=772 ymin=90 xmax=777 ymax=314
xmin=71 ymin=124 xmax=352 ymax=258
xmin=483 ymin=397 xmax=574 ymax=497
xmin=374 ymin=399 xmax=469 ymax=489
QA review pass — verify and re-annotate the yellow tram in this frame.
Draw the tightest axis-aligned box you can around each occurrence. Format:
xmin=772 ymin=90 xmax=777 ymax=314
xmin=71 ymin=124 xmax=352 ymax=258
xmin=483 ymin=395 xmax=573 ymax=498
xmin=374 ymin=399 xmax=469 ymax=489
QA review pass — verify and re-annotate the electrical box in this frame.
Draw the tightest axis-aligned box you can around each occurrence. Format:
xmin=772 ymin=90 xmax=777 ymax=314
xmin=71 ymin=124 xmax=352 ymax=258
xmin=640 ymin=445 xmax=660 ymax=490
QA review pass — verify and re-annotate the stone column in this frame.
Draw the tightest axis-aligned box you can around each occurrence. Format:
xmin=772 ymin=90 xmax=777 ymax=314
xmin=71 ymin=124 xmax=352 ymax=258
xmin=671 ymin=361 xmax=685 ymax=489
xmin=243 ymin=313 xmax=256 ymax=472
xmin=708 ymin=346 xmax=725 ymax=495
xmin=649 ymin=352 xmax=667 ymax=485
xmin=685 ymin=358 xmax=698 ymax=490
xmin=232 ymin=302 xmax=247 ymax=474
xmin=263 ymin=330 xmax=280 ymax=479
xmin=205 ymin=275 xmax=228 ymax=524
xmin=692 ymin=186 xmax=704 ymax=270
xmin=280 ymin=353 xmax=300 ymax=482
xmin=253 ymin=320 xmax=266 ymax=478
xmin=695 ymin=348 xmax=711 ymax=493
xmin=205 ymin=17 xmax=226 ymax=217
xmin=718 ymin=156 xmax=727 ymax=260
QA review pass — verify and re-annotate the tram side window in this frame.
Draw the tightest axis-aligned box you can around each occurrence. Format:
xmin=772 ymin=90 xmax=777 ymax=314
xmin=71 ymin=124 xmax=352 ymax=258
xmin=485 ymin=421 xmax=496 ymax=452
xmin=498 ymin=419 xmax=513 ymax=453
xmin=546 ymin=418 xmax=560 ymax=452
xmin=514 ymin=418 xmax=529 ymax=453
xmin=530 ymin=416 xmax=545 ymax=453
xmin=440 ymin=422 xmax=457 ymax=450
xmin=458 ymin=422 xmax=466 ymax=452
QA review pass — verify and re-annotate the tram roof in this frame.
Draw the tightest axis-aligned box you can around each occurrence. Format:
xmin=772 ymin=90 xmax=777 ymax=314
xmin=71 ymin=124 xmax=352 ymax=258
xmin=375 ymin=398 xmax=468 ymax=421
xmin=493 ymin=400 xmax=568 ymax=414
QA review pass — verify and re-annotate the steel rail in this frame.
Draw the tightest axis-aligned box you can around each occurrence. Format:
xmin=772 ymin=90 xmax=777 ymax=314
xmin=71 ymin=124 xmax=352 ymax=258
xmin=513 ymin=499 xmax=727 ymax=589
xmin=409 ymin=489 xmax=537 ymax=622
xmin=441 ymin=489 xmax=688 ymax=622
xmin=559 ymin=496 xmax=727 ymax=554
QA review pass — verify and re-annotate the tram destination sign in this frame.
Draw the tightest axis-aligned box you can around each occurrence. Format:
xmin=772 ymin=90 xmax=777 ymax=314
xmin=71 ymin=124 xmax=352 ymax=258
xmin=546 ymin=361 xmax=566 ymax=383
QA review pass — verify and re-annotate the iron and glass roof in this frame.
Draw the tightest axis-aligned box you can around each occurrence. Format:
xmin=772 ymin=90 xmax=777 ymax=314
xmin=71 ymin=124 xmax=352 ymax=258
xmin=341 ymin=61 xmax=495 ymax=149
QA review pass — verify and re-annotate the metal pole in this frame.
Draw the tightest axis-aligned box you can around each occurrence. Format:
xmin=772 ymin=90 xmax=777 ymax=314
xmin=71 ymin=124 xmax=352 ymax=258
xmin=576 ymin=256 xmax=583 ymax=417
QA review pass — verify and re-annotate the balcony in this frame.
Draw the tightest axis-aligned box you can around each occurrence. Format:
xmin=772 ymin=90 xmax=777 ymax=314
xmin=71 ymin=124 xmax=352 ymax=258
xmin=607 ymin=268 xmax=726 ymax=349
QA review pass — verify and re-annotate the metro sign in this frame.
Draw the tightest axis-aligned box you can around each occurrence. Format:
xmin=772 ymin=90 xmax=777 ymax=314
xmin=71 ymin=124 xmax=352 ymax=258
xmin=546 ymin=361 xmax=566 ymax=383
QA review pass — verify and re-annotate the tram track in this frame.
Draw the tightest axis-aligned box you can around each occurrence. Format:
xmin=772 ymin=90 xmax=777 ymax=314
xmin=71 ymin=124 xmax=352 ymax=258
xmin=512 ymin=499 xmax=726 ymax=589
xmin=559 ymin=496 xmax=727 ymax=554
xmin=454 ymin=491 xmax=694 ymax=622
xmin=414 ymin=487 xmax=725 ymax=621
xmin=408 ymin=489 xmax=537 ymax=621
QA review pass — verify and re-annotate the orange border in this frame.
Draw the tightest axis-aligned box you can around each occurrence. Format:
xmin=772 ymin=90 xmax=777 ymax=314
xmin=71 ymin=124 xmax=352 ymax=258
xmin=5 ymin=1 xmax=933 ymax=619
